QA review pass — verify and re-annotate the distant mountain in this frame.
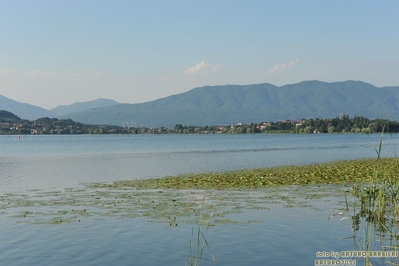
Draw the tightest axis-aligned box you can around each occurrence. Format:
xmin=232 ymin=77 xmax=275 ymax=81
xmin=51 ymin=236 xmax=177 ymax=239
xmin=59 ymin=80 xmax=399 ymax=127
xmin=51 ymin=98 xmax=120 ymax=116
xmin=0 ymin=110 xmax=21 ymax=121
xmin=0 ymin=94 xmax=56 ymax=120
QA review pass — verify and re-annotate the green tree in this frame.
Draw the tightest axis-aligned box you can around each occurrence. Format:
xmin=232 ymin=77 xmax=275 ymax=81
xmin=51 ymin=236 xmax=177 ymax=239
xmin=174 ymin=124 xmax=184 ymax=133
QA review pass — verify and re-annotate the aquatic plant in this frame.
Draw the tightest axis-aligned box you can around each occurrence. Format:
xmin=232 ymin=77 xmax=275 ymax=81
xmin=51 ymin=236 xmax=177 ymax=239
xmin=186 ymin=197 xmax=216 ymax=266
xmin=89 ymin=158 xmax=399 ymax=190
xmin=2 ymin=184 xmax=344 ymax=226
xmin=331 ymin=129 xmax=399 ymax=266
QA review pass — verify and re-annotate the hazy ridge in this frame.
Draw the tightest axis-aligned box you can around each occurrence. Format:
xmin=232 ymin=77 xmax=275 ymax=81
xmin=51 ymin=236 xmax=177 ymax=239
xmin=1 ymin=80 xmax=399 ymax=127
xmin=59 ymin=80 xmax=399 ymax=127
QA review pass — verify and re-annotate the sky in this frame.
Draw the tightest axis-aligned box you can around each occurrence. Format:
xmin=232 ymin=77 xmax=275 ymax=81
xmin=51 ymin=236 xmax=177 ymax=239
xmin=0 ymin=1 xmax=398 ymax=109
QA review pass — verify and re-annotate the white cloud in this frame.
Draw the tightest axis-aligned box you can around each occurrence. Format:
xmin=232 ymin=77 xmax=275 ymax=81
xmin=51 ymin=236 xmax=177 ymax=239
xmin=27 ymin=70 xmax=40 ymax=75
xmin=0 ymin=69 xmax=18 ymax=76
xmin=353 ymin=68 xmax=376 ymax=76
xmin=313 ymin=69 xmax=328 ymax=76
xmin=267 ymin=59 xmax=299 ymax=75
xmin=184 ymin=61 xmax=222 ymax=75
xmin=211 ymin=64 xmax=223 ymax=72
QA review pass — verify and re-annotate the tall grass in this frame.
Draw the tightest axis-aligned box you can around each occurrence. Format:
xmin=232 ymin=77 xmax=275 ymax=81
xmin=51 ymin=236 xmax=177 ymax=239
xmin=186 ymin=197 xmax=216 ymax=266
xmin=333 ymin=127 xmax=399 ymax=265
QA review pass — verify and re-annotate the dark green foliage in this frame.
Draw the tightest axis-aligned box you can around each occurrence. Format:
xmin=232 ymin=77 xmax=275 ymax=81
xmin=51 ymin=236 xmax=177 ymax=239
xmin=294 ymin=115 xmax=399 ymax=134
xmin=0 ymin=110 xmax=21 ymax=121
xmin=2 ymin=108 xmax=399 ymax=135
xmin=0 ymin=111 xmax=127 ymax=135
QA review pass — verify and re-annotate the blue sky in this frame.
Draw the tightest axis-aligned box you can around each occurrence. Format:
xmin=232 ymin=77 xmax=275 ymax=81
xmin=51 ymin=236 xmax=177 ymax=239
xmin=1 ymin=1 xmax=398 ymax=109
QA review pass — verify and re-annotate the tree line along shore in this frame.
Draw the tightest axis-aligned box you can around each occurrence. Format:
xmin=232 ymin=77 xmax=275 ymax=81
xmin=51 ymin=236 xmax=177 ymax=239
xmin=1 ymin=110 xmax=399 ymax=135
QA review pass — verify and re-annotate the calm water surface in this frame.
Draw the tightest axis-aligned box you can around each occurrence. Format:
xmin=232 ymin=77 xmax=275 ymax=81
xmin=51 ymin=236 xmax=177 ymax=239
xmin=1 ymin=134 xmax=398 ymax=193
xmin=1 ymin=134 xmax=398 ymax=265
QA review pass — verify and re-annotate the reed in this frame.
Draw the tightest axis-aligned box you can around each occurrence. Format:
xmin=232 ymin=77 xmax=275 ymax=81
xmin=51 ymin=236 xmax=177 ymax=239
xmin=186 ymin=197 xmax=216 ymax=266
xmin=332 ymin=128 xmax=399 ymax=266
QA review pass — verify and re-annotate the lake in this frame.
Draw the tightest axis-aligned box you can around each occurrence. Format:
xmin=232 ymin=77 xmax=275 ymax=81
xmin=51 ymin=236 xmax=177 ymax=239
xmin=1 ymin=134 xmax=398 ymax=265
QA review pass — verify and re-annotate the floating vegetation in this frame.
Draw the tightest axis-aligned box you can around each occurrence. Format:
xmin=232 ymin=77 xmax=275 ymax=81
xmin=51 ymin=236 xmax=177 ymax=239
xmin=2 ymin=158 xmax=398 ymax=227
xmin=89 ymin=158 xmax=399 ymax=190
xmin=0 ymin=183 xmax=346 ymax=225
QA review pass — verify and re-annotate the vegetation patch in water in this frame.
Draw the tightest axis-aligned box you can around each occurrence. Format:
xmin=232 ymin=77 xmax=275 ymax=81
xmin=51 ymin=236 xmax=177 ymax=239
xmin=88 ymin=158 xmax=399 ymax=190
xmin=1 ymin=184 xmax=346 ymax=225
xmin=4 ymin=158 xmax=395 ymax=226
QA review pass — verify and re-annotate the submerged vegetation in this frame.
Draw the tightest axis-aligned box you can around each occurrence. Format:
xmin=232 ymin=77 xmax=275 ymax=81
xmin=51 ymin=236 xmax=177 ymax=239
xmin=0 ymin=183 xmax=343 ymax=225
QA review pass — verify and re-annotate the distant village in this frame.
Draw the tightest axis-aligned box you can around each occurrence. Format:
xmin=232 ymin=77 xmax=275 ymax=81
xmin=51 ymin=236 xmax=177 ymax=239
xmin=1 ymin=111 xmax=399 ymax=135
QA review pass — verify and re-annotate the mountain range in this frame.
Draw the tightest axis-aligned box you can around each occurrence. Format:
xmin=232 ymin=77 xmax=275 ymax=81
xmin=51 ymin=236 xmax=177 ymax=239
xmin=50 ymin=98 xmax=120 ymax=116
xmin=0 ymin=96 xmax=119 ymax=120
xmin=58 ymin=80 xmax=399 ymax=127
xmin=0 ymin=94 xmax=55 ymax=120
xmin=1 ymin=80 xmax=399 ymax=127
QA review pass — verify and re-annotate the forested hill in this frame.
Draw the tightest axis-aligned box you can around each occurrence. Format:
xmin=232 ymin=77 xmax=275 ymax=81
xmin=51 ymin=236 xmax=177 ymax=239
xmin=60 ymin=80 xmax=399 ymax=127
xmin=0 ymin=110 xmax=21 ymax=121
